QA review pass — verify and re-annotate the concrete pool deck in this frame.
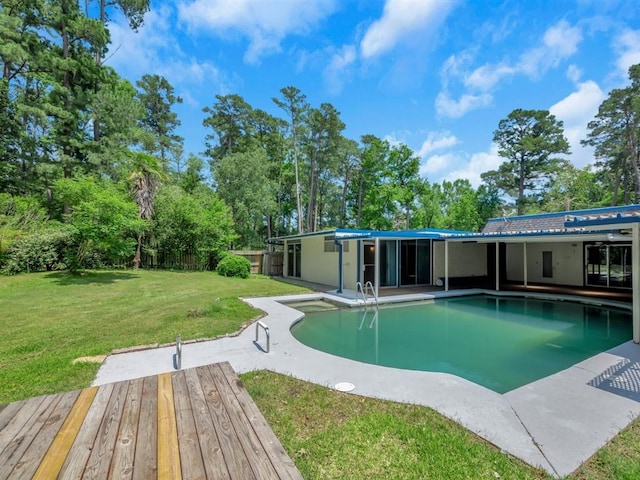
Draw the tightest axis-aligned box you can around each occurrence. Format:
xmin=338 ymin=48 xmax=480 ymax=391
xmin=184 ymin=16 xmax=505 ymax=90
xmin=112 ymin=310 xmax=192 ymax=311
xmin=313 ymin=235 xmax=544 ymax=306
xmin=93 ymin=289 xmax=640 ymax=478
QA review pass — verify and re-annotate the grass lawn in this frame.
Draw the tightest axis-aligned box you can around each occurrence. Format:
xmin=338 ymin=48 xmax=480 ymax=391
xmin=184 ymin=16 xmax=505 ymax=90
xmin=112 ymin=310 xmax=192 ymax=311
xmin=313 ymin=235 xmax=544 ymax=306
xmin=0 ymin=269 xmax=309 ymax=403
xmin=1 ymin=270 xmax=639 ymax=479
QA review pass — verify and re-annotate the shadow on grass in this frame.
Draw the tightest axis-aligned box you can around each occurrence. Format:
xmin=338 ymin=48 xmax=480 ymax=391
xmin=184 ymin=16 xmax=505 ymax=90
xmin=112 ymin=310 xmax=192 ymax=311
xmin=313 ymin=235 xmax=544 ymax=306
xmin=44 ymin=270 xmax=141 ymax=285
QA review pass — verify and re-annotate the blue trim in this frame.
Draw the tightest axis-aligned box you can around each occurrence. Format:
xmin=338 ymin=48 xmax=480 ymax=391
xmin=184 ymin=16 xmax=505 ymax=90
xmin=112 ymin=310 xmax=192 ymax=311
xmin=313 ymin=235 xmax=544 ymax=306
xmin=487 ymin=204 xmax=640 ymax=223
xmin=445 ymin=229 xmax=626 ymax=240
xmin=565 ymin=216 xmax=640 ymax=227
xmin=334 ymin=237 xmax=343 ymax=293
xmin=356 ymin=240 xmax=361 ymax=284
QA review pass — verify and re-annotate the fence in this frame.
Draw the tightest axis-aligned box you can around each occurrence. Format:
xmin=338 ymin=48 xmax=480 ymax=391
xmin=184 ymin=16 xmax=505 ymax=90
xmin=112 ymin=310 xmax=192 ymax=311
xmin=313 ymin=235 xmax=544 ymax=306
xmin=261 ymin=251 xmax=283 ymax=276
xmin=113 ymin=249 xmax=284 ymax=275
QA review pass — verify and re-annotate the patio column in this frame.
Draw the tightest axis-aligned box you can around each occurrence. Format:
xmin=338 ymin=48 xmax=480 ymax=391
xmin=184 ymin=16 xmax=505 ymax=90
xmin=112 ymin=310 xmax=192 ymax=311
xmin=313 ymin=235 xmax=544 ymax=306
xmin=495 ymin=242 xmax=499 ymax=291
xmin=445 ymin=241 xmax=449 ymax=291
xmin=523 ymin=242 xmax=528 ymax=288
xmin=374 ymin=237 xmax=380 ymax=298
xmin=633 ymin=223 xmax=640 ymax=343
xmin=336 ymin=240 xmax=343 ymax=294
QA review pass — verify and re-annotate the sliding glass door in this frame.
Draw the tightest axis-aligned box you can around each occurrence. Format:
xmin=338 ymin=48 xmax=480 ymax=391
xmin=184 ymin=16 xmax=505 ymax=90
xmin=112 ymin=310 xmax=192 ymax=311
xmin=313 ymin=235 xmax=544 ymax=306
xmin=400 ymin=239 xmax=431 ymax=286
xmin=585 ymin=244 xmax=631 ymax=288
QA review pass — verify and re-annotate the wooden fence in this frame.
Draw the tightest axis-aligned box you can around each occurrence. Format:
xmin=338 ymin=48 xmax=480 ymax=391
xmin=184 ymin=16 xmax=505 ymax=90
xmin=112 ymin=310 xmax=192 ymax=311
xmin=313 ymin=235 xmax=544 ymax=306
xmin=113 ymin=250 xmax=284 ymax=275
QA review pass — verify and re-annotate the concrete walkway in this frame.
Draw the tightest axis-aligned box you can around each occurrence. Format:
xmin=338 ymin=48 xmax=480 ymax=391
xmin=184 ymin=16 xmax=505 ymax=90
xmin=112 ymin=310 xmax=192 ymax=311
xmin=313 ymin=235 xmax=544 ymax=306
xmin=93 ymin=290 xmax=640 ymax=478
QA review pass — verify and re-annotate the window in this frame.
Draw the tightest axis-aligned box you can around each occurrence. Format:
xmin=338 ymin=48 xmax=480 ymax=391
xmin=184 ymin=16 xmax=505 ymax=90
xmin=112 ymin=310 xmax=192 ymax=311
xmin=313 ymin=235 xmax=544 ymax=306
xmin=323 ymin=236 xmax=349 ymax=253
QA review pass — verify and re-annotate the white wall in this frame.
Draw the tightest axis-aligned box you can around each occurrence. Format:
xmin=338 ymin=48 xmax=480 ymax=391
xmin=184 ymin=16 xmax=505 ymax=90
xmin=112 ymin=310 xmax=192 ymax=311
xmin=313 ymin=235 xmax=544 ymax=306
xmin=433 ymin=242 xmax=488 ymax=280
xmin=299 ymin=235 xmax=338 ymax=287
xmin=342 ymin=240 xmax=358 ymax=290
xmin=505 ymin=242 xmax=583 ymax=286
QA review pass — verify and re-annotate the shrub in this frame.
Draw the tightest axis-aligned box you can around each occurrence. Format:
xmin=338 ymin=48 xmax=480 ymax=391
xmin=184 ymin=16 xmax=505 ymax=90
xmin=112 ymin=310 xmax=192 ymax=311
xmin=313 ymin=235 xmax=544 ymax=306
xmin=216 ymin=253 xmax=251 ymax=278
xmin=2 ymin=229 xmax=73 ymax=274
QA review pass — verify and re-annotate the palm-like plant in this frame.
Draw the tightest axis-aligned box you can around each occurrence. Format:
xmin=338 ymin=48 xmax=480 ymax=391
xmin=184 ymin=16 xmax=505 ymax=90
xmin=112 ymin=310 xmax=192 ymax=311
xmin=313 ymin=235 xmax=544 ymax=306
xmin=128 ymin=152 xmax=167 ymax=268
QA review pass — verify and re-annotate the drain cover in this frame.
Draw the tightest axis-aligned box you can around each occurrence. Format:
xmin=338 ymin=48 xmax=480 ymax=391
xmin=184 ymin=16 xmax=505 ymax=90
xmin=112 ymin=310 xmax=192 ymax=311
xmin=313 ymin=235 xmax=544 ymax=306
xmin=334 ymin=382 xmax=355 ymax=392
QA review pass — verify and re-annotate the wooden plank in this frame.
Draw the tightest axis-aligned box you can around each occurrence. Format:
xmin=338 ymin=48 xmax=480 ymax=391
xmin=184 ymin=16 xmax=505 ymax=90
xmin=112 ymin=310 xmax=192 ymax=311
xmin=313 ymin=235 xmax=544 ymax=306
xmin=219 ymin=362 xmax=303 ymax=480
xmin=132 ymin=376 xmax=157 ymax=480
xmin=0 ymin=399 xmax=28 ymax=435
xmin=0 ymin=393 xmax=60 ymax=479
xmin=157 ymin=372 xmax=182 ymax=480
xmin=197 ymin=365 xmax=256 ymax=480
xmin=11 ymin=390 xmax=81 ymax=479
xmin=172 ymin=370 xmax=206 ymax=480
xmin=183 ymin=367 xmax=229 ymax=479
xmin=209 ymin=364 xmax=280 ymax=480
xmin=82 ymin=380 xmax=129 ymax=479
xmin=58 ymin=382 xmax=115 ymax=479
xmin=0 ymin=396 xmax=46 ymax=456
xmin=109 ymin=378 xmax=143 ymax=479
xmin=32 ymin=387 xmax=98 ymax=480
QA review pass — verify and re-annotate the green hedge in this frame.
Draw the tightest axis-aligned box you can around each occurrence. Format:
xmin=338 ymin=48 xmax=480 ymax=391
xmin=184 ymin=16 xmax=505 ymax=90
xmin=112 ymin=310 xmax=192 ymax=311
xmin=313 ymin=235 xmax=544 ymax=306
xmin=216 ymin=253 xmax=251 ymax=278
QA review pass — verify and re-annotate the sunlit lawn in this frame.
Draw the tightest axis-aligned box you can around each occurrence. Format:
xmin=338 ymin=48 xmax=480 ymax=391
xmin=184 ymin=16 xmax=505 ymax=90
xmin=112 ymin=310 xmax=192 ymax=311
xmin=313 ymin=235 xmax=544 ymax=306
xmin=0 ymin=269 xmax=309 ymax=403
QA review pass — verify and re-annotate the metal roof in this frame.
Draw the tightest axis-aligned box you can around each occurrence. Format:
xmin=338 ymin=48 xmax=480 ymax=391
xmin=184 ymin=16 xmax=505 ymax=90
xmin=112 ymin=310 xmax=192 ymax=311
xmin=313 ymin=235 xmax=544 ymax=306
xmin=267 ymin=205 xmax=640 ymax=244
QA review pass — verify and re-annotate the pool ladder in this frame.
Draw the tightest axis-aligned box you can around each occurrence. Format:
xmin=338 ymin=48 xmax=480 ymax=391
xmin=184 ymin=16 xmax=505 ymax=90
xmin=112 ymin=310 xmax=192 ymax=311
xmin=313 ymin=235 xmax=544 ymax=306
xmin=356 ymin=281 xmax=379 ymax=311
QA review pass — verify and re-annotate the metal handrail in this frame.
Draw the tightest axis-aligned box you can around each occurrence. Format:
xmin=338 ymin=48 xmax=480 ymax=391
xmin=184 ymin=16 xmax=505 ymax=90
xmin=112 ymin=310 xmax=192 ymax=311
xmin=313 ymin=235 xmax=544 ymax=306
xmin=364 ymin=281 xmax=379 ymax=310
xmin=255 ymin=320 xmax=270 ymax=353
xmin=173 ymin=333 xmax=182 ymax=370
xmin=355 ymin=281 xmax=367 ymax=310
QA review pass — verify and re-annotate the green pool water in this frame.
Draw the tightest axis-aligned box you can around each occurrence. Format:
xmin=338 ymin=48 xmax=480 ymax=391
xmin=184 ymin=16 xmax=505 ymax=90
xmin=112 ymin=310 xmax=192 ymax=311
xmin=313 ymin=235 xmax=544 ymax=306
xmin=290 ymin=295 xmax=632 ymax=393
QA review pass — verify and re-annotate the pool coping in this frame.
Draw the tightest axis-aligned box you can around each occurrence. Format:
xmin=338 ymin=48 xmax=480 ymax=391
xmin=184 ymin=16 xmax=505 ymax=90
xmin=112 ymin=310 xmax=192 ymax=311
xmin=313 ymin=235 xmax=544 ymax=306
xmin=93 ymin=289 xmax=640 ymax=478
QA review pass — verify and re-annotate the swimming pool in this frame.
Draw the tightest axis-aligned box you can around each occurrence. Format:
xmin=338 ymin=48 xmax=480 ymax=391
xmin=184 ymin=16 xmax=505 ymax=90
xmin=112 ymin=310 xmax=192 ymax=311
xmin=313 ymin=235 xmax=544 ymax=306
xmin=290 ymin=295 xmax=632 ymax=393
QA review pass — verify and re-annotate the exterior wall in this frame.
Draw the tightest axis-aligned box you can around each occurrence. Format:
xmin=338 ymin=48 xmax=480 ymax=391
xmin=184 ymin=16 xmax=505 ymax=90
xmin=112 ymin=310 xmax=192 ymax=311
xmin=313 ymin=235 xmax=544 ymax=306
xmin=505 ymin=242 xmax=583 ymax=286
xmin=432 ymin=242 xmax=488 ymax=280
xmin=297 ymin=235 xmax=339 ymax=287
xmin=283 ymin=236 xmax=358 ymax=289
xmin=342 ymin=240 xmax=358 ymax=290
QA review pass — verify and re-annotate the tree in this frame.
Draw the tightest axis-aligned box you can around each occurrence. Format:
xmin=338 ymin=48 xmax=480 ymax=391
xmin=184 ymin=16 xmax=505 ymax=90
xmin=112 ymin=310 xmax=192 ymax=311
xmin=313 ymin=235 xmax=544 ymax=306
xmin=386 ymin=143 xmax=421 ymax=229
xmin=202 ymin=94 xmax=254 ymax=161
xmin=136 ymin=74 xmax=183 ymax=166
xmin=583 ymin=64 xmax=640 ymax=205
xmin=152 ymin=185 xmax=236 ymax=268
xmin=212 ymin=147 xmax=276 ymax=248
xmin=54 ymin=176 xmax=141 ymax=270
xmin=351 ymin=135 xmax=393 ymax=229
xmin=127 ymin=152 xmax=167 ymax=268
xmin=303 ymin=102 xmax=345 ymax=232
xmin=273 ymin=86 xmax=308 ymax=234
xmin=89 ymin=73 xmax=144 ymax=178
xmin=89 ymin=0 xmax=150 ymax=142
xmin=541 ymin=165 xmax=607 ymax=211
xmin=482 ymin=109 xmax=570 ymax=215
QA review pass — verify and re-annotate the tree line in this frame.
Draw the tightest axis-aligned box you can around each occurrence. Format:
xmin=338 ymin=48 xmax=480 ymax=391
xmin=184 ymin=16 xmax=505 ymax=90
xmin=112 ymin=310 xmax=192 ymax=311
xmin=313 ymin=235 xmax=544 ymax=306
xmin=1 ymin=1 xmax=640 ymax=273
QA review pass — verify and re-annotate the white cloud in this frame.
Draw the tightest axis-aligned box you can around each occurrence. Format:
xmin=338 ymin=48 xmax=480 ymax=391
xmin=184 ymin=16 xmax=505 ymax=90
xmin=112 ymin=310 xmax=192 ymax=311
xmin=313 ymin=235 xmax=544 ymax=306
xmin=435 ymin=91 xmax=492 ymax=118
xmin=323 ymin=44 xmax=357 ymax=95
xmin=613 ymin=29 xmax=640 ymax=79
xmin=566 ymin=64 xmax=582 ymax=83
xmin=360 ymin=0 xmax=455 ymax=59
xmin=437 ymin=20 xmax=583 ymax=119
xmin=465 ymin=63 xmax=515 ymax=91
xmin=549 ymin=80 xmax=604 ymax=168
xmin=106 ymin=6 xmax=222 ymax=89
xmin=178 ymin=0 xmax=337 ymax=64
xmin=417 ymin=132 xmax=458 ymax=157
xmin=517 ymin=20 xmax=582 ymax=78
xmin=420 ymin=153 xmax=457 ymax=177
xmin=443 ymin=144 xmax=502 ymax=188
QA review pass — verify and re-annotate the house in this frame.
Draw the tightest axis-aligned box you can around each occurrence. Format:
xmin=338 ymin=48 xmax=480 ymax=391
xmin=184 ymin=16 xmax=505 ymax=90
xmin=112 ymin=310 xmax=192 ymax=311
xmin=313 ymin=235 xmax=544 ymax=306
xmin=268 ymin=204 xmax=640 ymax=343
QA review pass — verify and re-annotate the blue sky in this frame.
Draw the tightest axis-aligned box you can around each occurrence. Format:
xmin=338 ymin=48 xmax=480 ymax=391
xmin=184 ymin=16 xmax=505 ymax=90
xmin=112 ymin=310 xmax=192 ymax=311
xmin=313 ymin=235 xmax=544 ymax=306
xmin=106 ymin=0 xmax=640 ymax=187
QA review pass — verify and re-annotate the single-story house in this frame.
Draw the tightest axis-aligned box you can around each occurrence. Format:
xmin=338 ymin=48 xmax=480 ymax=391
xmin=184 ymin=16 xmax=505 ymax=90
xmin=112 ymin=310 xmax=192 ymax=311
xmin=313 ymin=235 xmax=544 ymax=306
xmin=268 ymin=204 xmax=640 ymax=343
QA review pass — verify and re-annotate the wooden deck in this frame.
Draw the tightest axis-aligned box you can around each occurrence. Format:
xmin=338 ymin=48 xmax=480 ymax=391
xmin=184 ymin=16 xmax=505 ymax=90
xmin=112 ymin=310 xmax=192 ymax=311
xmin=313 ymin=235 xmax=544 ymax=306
xmin=0 ymin=362 xmax=302 ymax=479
